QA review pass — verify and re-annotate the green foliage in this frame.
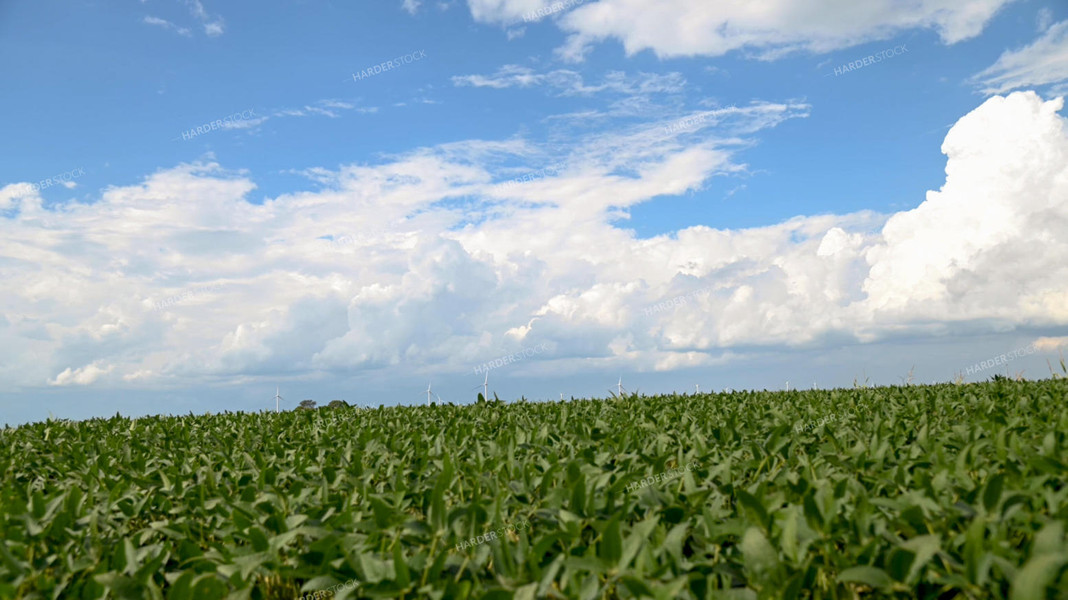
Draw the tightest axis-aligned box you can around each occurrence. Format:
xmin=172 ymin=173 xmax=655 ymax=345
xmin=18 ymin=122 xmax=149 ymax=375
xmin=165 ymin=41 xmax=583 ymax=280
xmin=327 ymin=400 xmax=350 ymax=410
xmin=1 ymin=380 xmax=1067 ymax=598
xmin=297 ymin=399 xmax=317 ymax=410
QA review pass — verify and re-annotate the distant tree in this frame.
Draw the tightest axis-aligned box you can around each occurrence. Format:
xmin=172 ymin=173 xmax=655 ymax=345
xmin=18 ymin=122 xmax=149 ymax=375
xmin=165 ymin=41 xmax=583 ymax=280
xmin=298 ymin=399 xmax=317 ymax=410
xmin=328 ymin=400 xmax=349 ymax=409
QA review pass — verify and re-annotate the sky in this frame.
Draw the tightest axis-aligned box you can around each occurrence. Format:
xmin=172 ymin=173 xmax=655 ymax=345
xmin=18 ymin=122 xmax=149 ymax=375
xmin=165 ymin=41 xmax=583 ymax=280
xmin=1 ymin=0 xmax=1068 ymax=425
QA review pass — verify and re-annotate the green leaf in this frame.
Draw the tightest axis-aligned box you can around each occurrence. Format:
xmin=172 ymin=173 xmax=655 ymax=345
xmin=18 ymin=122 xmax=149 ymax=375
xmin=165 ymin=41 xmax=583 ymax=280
xmin=802 ymin=491 xmax=823 ymax=531
xmin=901 ymin=535 xmax=941 ymax=584
xmin=393 ymin=542 xmax=411 ymax=588
xmin=1032 ymin=521 xmax=1065 ymax=556
xmin=838 ymin=566 xmax=893 ymax=590
xmin=430 ymin=454 xmax=452 ymax=532
xmin=514 ymin=582 xmax=538 ymax=600
xmin=601 ymin=517 xmax=622 ymax=566
xmin=1009 ymin=553 xmax=1068 ymax=600
xmin=620 ymin=517 xmax=658 ymax=571
xmin=886 ymin=548 xmax=916 ymax=582
xmin=619 ymin=575 xmax=655 ymax=597
xmin=740 ymin=527 xmax=778 ymax=574
xmin=982 ymin=473 xmax=1004 ymax=512
xmin=736 ymin=490 xmax=769 ymax=530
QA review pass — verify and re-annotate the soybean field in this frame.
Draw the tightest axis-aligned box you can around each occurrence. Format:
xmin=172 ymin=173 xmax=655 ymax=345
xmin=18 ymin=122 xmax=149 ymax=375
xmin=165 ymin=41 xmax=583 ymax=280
xmin=2 ymin=378 xmax=1068 ymax=599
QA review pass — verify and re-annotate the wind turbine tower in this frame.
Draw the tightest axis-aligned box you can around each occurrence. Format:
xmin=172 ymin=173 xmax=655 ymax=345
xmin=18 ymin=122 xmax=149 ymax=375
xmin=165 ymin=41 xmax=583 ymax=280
xmin=274 ymin=386 xmax=284 ymax=413
xmin=425 ymin=382 xmax=442 ymax=406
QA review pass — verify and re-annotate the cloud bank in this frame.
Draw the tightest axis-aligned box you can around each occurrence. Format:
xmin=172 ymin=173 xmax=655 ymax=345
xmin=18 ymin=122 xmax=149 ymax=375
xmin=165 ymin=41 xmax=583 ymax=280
xmin=0 ymin=92 xmax=1065 ymax=391
xmin=466 ymin=0 xmax=1014 ymax=60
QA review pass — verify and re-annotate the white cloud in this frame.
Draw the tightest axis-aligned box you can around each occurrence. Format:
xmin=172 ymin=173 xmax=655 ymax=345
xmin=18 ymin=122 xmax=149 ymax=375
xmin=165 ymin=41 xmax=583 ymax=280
xmin=972 ymin=20 xmax=1068 ymax=95
xmin=143 ymin=16 xmax=192 ymax=37
xmin=402 ymin=0 xmax=421 ymax=15
xmin=1034 ymin=336 xmax=1068 ymax=351
xmin=466 ymin=0 xmax=1012 ymax=60
xmin=1 ymin=92 xmax=1066 ymax=393
xmin=144 ymin=1 xmax=224 ymax=37
xmin=185 ymin=0 xmax=224 ymax=35
xmin=452 ymin=65 xmax=686 ymax=96
xmin=1038 ymin=8 xmax=1054 ymax=32
xmin=51 ymin=363 xmax=114 ymax=386
xmin=0 ymin=183 xmax=37 ymax=211
xmin=242 ymin=100 xmax=374 ymax=124
xmin=862 ymin=92 xmax=1068 ymax=322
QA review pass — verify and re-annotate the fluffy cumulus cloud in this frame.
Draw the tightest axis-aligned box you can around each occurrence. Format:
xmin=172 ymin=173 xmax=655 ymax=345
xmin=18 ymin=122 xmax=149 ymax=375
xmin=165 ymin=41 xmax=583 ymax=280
xmin=51 ymin=363 xmax=115 ymax=386
xmin=972 ymin=20 xmax=1068 ymax=95
xmin=862 ymin=92 xmax=1068 ymax=323
xmin=0 ymin=92 xmax=1066 ymax=391
xmin=466 ymin=0 xmax=1013 ymax=60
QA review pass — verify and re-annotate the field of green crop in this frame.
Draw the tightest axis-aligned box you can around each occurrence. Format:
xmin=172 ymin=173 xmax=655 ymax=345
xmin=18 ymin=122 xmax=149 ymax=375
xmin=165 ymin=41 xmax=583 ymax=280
xmin=2 ymin=379 xmax=1068 ymax=599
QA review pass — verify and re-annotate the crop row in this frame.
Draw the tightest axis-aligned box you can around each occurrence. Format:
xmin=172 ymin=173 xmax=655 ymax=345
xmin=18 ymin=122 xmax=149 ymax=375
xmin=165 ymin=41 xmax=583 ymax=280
xmin=1 ymin=379 xmax=1066 ymax=598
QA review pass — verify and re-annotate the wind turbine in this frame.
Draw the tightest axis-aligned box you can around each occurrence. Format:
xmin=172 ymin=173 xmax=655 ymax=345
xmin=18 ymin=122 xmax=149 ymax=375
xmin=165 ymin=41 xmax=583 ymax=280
xmin=695 ymin=384 xmax=700 ymax=394
xmin=274 ymin=386 xmax=284 ymax=413
xmin=470 ymin=372 xmax=491 ymax=401
xmin=425 ymin=382 xmax=441 ymax=406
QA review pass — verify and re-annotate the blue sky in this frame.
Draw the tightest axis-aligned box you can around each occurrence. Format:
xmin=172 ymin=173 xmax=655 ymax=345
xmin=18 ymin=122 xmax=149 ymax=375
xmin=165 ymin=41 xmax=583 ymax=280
xmin=2 ymin=0 xmax=1068 ymax=425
